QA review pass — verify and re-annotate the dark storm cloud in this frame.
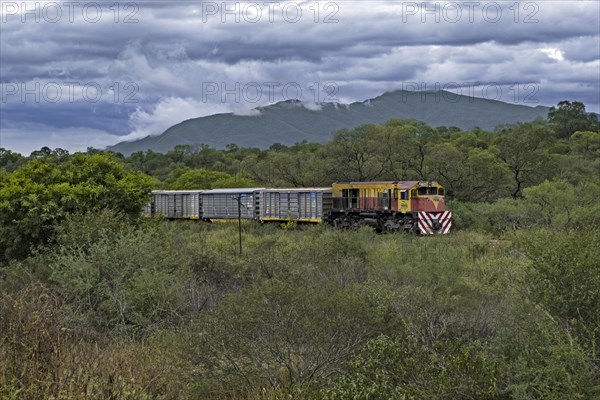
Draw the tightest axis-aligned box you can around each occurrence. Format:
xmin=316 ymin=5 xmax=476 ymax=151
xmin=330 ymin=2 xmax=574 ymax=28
xmin=0 ymin=0 xmax=598 ymax=153
xmin=0 ymin=101 xmax=136 ymax=134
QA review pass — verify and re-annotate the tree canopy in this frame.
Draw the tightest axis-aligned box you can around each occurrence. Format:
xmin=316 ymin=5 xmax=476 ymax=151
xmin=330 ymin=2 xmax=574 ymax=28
xmin=548 ymin=100 xmax=599 ymax=138
xmin=0 ymin=153 xmax=155 ymax=261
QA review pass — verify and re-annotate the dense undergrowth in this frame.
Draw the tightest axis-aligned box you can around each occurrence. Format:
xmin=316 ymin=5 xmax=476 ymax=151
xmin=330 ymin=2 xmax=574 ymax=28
xmin=1 ymin=213 xmax=598 ymax=399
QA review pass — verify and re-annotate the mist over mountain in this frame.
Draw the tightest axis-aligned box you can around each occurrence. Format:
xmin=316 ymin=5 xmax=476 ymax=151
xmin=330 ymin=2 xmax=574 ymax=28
xmin=108 ymin=90 xmax=550 ymax=155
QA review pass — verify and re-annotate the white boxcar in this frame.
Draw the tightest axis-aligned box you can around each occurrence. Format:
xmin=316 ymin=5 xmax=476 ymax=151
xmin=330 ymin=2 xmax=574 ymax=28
xmin=148 ymin=190 xmax=203 ymax=219
xmin=201 ymin=188 xmax=265 ymax=220
xmin=260 ymin=188 xmax=332 ymax=223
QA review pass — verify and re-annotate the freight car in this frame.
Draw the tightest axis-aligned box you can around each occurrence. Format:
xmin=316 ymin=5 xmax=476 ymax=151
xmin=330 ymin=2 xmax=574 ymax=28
xmin=260 ymin=188 xmax=332 ymax=223
xmin=146 ymin=190 xmax=203 ymax=219
xmin=143 ymin=181 xmax=451 ymax=234
xmin=201 ymin=188 xmax=264 ymax=221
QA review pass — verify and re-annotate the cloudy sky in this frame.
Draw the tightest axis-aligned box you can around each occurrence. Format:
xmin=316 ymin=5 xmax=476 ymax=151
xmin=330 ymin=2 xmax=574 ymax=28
xmin=1 ymin=0 xmax=599 ymax=153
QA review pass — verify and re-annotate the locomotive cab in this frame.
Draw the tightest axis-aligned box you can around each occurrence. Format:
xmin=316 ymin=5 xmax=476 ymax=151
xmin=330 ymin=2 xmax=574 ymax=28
xmin=410 ymin=183 xmax=445 ymax=213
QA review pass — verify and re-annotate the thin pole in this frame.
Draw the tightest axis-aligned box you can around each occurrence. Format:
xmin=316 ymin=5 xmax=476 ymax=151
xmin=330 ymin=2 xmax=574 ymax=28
xmin=236 ymin=196 xmax=243 ymax=256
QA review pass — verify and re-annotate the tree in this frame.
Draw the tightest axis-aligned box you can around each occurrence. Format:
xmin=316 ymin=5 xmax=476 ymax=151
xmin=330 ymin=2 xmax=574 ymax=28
xmin=372 ymin=121 xmax=424 ymax=180
xmin=426 ymin=142 xmax=468 ymax=197
xmin=495 ymin=122 xmax=556 ymax=198
xmin=0 ymin=148 xmax=25 ymax=171
xmin=0 ymin=153 xmax=155 ymax=261
xmin=269 ymin=143 xmax=288 ymax=152
xmin=548 ymin=101 xmax=598 ymax=138
xmin=225 ymin=143 xmax=240 ymax=153
xmin=327 ymin=126 xmax=386 ymax=181
xmin=168 ymin=168 xmax=255 ymax=189
xmin=29 ymin=146 xmax=53 ymax=158
xmin=570 ymin=130 xmax=600 ymax=159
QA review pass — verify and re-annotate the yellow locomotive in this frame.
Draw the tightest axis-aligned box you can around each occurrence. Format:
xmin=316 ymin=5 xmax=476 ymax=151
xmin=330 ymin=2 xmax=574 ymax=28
xmin=330 ymin=181 xmax=451 ymax=234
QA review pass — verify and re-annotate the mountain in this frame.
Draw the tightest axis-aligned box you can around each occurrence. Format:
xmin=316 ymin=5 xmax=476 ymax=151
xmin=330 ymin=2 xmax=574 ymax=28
xmin=108 ymin=90 xmax=550 ymax=155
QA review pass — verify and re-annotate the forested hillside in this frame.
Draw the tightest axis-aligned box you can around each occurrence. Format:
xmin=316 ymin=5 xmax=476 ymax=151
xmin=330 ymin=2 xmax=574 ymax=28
xmin=1 ymin=101 xmax=599 ymax=399
xmin=108 ymin=90 xmax=550 ymax=155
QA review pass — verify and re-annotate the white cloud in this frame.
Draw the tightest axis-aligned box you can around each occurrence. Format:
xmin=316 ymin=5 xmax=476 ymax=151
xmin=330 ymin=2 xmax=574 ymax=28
xmin=541 ymin=48 xmax=565 ymax=61
xmin=121 ymin=97 xmax=232 ymax=142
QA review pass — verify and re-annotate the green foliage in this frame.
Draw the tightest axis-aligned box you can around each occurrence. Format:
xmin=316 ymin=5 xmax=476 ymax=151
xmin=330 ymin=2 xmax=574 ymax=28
xmin=327 ymin=335 xmax=499 ymax=400
xmin=280 ymin=220 xmax=297 ymax=230
xmin=46 ymin=219 xmax=198 ymax=335
xmin=328 ymin=305 xmax=597 ymax=400
xmin=2 ymin=220 xmax=598 ymax=399
xmin=0 ymin=148 xmax=26 ymax=171
xmin=168 ymin=168 xmax=256 ymax=189
xmin=452 ymin=179 xmax=600 ymax=234
xmin=548 ymin=101 xmax=599 ymax=138
xmin=0 ymin=284 xmax=193 ymax=399
xmin=494 ymin=121 xmax=557 ymax=198
xmin=515 ymin=229 xmax=600 ymax=365
xmin=0 ymin=153 xmax=155 ymax=261
xmin=569 ymin=130 xmax=600 ymax=159
xmin=191 ymin=282 xmax=394 ymax=394
xmin=495 ymin=303 xmax=598 ymax=400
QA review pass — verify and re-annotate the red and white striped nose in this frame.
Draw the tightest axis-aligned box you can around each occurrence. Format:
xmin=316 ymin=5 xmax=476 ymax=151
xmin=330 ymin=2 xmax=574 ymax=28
xmin=418 ymin=211 xmax=452 ymax=234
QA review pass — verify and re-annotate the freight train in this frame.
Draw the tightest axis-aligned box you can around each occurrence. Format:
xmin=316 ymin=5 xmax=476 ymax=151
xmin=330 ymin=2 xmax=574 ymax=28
xmin=142 ymin=181 xmax=452 ymax=234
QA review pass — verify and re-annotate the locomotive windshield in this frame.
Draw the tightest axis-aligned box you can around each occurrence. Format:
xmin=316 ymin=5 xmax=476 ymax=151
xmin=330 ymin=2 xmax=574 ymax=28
xmin=417 ymin=186 xmax=443 ymax=196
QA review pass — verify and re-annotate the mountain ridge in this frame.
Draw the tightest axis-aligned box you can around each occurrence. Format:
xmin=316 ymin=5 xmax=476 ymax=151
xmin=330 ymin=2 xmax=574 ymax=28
xmin=108 ymin=90 xmax=550 ymax=155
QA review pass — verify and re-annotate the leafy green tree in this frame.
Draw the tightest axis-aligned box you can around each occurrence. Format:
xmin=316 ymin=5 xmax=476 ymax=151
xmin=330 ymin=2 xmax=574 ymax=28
xmin=570 ymin=130 xmax=600 ymax=159
xmin=225 ymin=143 xmax=240 ymax=152
xmin=186 ymin=144 xmax=224 ymax=169
xmin=461 ymin=147 xmax=511 ymax=202
xmin=240 ymin=142 xmax=327 ymax=187
xmin=373 ymin=119 xmax=440 ymax=180
xmin=0 ymin=148 xmax=26 ymax=171
xmin=521 ymin=180 xmax=580 ymax=227
xmin=426 ymin=142 xmax=468 ymax=196
xmin=168 ymin=168 xmax=255 ymax=189
xmin=269 ymin=143 xmax=288 ymax=151
xmin=0 ymin=168 xmax=9 ymax=185
xmin=0 ymin=153 xmax=155 ymax=261
xmin=371 ymin=120 xmax=424 ymax=180
xmin=495 ymin=121 xmax=556 ymax=198
xmin=548 ymin=101 xmax=599 ymax=138
xmin=29 ymin=146 xmax=53 ymax=158
xmin=327 ymin=126 xmax=386 ymax=181
xmin=263 ymin=150 xmax=328 ymax=187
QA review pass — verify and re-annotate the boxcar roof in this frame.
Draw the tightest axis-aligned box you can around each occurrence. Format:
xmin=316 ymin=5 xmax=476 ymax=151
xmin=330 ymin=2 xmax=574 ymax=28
xmin=151 ymin=190 xmax=204 ymax=194
xmin=261 ymin=187 xmax=332 ymax=192
xmin=201 ymin=188 xmax=266 ymax=194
